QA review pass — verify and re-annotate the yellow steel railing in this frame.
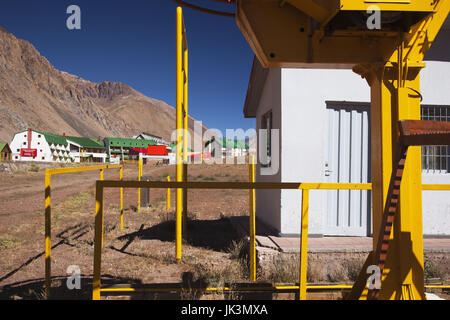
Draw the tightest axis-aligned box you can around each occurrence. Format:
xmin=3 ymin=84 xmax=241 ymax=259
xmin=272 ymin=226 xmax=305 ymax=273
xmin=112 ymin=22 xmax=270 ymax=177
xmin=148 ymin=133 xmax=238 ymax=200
xmin=44 ymin=164 xmax=123 ymax=300
xmin=91 ymin=179 xmax=372 ymax=300
xmin=91 ymin=177 xmax=450 ymax=300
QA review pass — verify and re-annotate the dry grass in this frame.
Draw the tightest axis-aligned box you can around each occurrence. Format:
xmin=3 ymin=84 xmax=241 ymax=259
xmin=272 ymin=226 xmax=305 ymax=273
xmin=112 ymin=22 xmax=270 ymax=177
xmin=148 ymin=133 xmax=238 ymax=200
xmin=0 ymin=237 xmax=21 ymax=249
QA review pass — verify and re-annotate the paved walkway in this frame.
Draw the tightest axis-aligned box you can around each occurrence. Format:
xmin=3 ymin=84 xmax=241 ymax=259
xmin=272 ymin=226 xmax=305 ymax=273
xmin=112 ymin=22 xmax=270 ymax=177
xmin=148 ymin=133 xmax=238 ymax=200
xmin=230 ymin=216 xmax=450 ymax=253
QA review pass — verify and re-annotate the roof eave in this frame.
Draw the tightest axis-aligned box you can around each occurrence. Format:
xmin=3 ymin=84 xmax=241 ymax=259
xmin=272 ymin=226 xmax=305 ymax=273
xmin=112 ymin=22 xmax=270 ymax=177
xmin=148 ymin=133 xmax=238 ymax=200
xmin=243 ymin=56 xmax=269 ymax=119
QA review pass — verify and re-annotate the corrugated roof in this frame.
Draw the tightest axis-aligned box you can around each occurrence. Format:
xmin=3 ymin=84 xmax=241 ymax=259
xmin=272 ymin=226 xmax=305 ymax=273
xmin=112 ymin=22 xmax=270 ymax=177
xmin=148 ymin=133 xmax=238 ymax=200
xmin=169 ymin=143 xmax=194 ymax=152
xmin=106 ymin=137 xmax=157 ymax=148
xmin=34 ymin=130 xmax=68 ymax=146
xmin=205 ymin=138 xmax=249 ymax=149
xmin=67 ymin=136 xmax=106 ymax=149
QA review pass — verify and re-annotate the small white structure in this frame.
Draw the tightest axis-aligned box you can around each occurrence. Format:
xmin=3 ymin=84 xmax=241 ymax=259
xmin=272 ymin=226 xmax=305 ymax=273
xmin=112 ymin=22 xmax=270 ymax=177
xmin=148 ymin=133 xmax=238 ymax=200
xmin=243 ymin=21 xmax=450 ymax=237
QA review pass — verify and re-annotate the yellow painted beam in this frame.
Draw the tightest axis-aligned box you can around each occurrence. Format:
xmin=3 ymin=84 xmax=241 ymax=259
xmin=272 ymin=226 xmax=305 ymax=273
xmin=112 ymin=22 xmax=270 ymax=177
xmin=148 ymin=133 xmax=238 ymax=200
xmin=282 ymin=0 xmax=330 ymax=23
xmin=176 ymin=6 xmax=185 ymax=264
xmin=44 ymin=172 xmax=51 ymax=299
xmin=167 ymin=176 xmax=171 ymax=212
xmin=96 ymin=180 xmax=373 ymax=190
xmin=44 ymin=164 xmax=122 ymax=299
xmin=46 ymin=164 xmax=122 ymax=175
xmin=249 ymin=155 xmax=256 ymax=282
xmin=120 ymin=166 xmax=124 ymax=231
xmin=92 ymin=181 xmax=104 ymax=300
xmin=299 ymin=189 xmax=309 ymax=300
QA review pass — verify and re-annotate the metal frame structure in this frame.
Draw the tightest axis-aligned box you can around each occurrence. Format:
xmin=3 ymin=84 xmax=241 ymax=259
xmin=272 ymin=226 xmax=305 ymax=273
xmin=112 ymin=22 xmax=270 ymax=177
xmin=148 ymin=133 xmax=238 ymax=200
xmin=233 ymin=0 xmax=450 ymax=300
xmin=83 ymin=4 xmax=450 ymax=301
xmin=44 ymin=164 xmax=123 ymax=299
xmin=92 ymin=179 xmax=372 ymax=300
xmin=91 ymin=178 xmax=449 ymax=300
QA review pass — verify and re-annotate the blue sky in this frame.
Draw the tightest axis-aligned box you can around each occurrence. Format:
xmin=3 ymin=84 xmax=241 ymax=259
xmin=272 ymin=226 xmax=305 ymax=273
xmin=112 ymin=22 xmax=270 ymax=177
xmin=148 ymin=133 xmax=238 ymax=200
xmin=0 ymin=0 xmax=255 ymax=135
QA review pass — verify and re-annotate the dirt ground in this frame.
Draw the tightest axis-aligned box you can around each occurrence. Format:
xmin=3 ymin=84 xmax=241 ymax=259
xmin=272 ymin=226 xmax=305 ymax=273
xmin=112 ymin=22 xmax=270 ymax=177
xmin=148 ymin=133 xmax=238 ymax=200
xmin=0 ymin=161 xmax=266 ymax=300
xmin=0 ymin=161 xmax=447 ymax=300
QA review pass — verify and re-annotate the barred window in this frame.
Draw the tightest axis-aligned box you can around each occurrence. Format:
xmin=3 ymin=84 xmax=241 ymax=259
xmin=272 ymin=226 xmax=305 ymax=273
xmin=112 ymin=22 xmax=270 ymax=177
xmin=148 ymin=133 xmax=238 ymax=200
xmin=421 ymin=105 xmax=450 ymax=173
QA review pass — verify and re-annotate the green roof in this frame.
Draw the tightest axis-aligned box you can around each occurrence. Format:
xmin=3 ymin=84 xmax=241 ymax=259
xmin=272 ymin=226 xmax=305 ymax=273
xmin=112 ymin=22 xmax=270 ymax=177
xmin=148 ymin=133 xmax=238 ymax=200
xmin=35 ymin=130 xmax=68 ymax=146
xmin=205 ymin=138 xmax=249 ymax=150
xmin=169 ymin=143 xmax=194 ymax=152
xmin=67 ymin=136 xmax=106 ymax=149
xmin=106 ymin=137 xmax=157 ymax=148
xmin=0 ymin=142 xmax=8 ymax=152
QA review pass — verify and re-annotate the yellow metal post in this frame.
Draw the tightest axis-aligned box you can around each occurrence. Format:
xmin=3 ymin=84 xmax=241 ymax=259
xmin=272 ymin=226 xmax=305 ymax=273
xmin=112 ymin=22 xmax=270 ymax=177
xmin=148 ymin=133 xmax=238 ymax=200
xmin=44 ymin=171 xmax=51 ymax=299
xmin=138 ymin=157 xmax=142 ymax=213
xmin=299 ymin=189 xmax=309 ymax=300
xmin=43 ymin=164 xmax=122 ymax=295
xmin=167 ymin=176 xmax=171 ymax=212
xmin=183 ymin=163 xmax=188 ymax=232
xmin=176 ymin=6 xmax=184 ymax=263
xmin=120 ymin=166 xmax=124 ymax=230
xmin=249 ymin=155 xmax=256 ymax=282
xmin=360 ymin=59 xmax=424 ymax=300
xmin=182 ymin=11 xmax=189 ymax=237
xmin=92 ymin=181 xmax=103 ymax=300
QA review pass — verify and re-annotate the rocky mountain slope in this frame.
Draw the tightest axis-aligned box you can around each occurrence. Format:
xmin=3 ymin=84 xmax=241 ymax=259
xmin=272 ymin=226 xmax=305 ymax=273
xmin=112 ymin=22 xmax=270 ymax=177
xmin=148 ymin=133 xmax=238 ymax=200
xmin=0 ymin=26 xmax=204 ymax=143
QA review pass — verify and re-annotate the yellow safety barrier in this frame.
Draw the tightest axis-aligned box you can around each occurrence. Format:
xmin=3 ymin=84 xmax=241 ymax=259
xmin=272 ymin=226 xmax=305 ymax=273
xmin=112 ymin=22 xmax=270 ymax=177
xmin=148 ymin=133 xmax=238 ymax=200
xmin=91 ymin=178 xmax=450 ymax=300
xmin=91 ymin=179 xmax=372 ymax=300
xmin=44 ymin=164 xmax=122 ymax=300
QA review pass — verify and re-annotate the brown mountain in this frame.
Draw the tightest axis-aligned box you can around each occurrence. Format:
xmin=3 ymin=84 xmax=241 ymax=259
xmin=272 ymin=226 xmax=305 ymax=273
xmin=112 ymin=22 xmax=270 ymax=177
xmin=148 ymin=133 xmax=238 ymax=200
xmin=0 ymin=26 xmax=204 ymax=144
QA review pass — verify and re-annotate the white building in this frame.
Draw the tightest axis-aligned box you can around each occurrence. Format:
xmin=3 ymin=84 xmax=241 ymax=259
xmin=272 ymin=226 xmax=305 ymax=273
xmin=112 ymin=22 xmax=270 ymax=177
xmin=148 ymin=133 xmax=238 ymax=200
xmin=243 ymin=21 xmax=450 ymax=237
xmin=10 ymin=130 xmax=107 ymax=163
xmin=204 ymin=137 xmax=250 ymax=158
xmin=10 ymin=129 xmax=71 ymax=163
xmin=133 ymin=132 xmax=169 ymax=146
xmin=66 ymin=136 xmax=107 ymax=163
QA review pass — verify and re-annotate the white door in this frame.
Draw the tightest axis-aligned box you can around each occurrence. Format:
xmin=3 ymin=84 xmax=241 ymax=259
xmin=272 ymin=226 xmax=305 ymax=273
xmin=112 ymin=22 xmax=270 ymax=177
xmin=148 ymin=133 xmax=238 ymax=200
xmin=325 ymin=102 xmax=371 ymax=236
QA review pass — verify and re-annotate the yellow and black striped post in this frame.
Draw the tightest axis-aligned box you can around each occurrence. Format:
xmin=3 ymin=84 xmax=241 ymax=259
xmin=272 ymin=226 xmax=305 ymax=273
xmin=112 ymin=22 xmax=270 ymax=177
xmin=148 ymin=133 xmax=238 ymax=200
xmin=249 ymin=155 xmax=256 ymax=282
xmin=44 ymin=171 xmax=51 ymax=299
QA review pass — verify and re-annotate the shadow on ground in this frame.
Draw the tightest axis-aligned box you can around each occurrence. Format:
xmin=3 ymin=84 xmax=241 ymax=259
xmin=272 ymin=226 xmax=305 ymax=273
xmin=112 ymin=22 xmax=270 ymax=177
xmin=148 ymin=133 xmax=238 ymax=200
xmin=117 ymin=217 xmax=242 ymax=252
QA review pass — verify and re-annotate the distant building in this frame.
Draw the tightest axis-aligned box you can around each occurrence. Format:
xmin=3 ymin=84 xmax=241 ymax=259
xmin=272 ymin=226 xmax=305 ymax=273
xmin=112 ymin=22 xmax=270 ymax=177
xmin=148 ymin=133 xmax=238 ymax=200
xmin=10 ymin=129 xmax=107 ymax=163
xmin=66 ymin=136 xmax=107 ymax=163
xmin=204 ymin=137 xmax=249 ymax=158
xmin=132 ymin=132 xmax=169 ymax=146
xmin=0 ymin=142 xmax=11 ymax=162
xmin=104 ymin=137 xmax=157 ymax=162
xmin=10 ymin=129 xmax=70 ymax=163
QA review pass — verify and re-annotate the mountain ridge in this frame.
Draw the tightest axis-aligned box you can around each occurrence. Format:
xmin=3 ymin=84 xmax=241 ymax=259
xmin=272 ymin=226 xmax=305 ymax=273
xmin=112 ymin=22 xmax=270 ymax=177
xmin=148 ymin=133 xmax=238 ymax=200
xmin=0 ymin=25 xmax=204 ymax=143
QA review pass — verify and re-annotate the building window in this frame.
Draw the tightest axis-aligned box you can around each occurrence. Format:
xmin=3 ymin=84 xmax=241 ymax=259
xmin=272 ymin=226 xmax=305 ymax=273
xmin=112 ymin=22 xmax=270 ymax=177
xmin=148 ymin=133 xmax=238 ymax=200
xmin=261 ymin=110 xmax=272 ymax=168
xmin=421 ymin=105 xmax=450 ymax=173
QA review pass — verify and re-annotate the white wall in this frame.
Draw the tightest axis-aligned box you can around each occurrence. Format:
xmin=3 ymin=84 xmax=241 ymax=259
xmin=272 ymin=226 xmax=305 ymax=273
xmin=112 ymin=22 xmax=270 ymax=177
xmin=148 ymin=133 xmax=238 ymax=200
xmin=10 ymin=130 xmax=53 ymax=162
xmin=279 ymin=68 xmax=370 ymax=236
xmin=420 ymin=61 xmax=450 ymax=236
xmin=254 ymin=61 xmax=450 ymax=236
xmin=255 ymin=68 xmax=282 ymax=233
